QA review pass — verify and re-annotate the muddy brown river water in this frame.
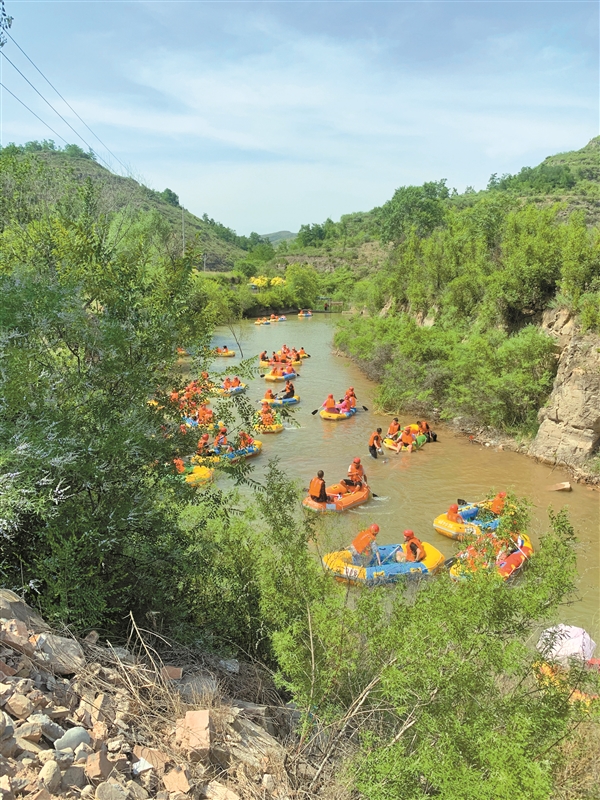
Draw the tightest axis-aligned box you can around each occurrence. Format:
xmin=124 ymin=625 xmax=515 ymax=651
xmin=212 ymin=317 xmax=600 ymax=642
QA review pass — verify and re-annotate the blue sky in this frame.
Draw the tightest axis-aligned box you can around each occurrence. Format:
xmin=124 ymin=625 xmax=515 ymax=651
xmin=0 ymin=1 xmax=598 ymax=234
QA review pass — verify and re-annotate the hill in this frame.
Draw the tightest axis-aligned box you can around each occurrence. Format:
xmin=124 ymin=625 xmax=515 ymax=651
xmin=0 ymin=141 xmax=248 ymax=270
xmin=262 ymin=230 xmax=297 ymax=244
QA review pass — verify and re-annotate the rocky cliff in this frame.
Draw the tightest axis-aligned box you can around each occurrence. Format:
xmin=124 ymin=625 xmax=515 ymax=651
xmin=529 ymin=308 xmax=600 ymax=477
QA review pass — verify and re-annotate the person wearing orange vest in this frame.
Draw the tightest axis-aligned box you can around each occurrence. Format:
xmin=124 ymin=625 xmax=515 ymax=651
xmin=387 ymin=418 xmax=401 ymax=439
xmin=323 ymin=394 xmax=337 ymax=410
xmin=238 ymin=431 xmax=254 ymax=449
xmin=349 ymin=524 xmax=381 ymax=566
xmin=232 ymin=376 xmax=241 ymax=387
xmin=402 ymin=530 xmax=426 ymax=562
xmin=342 ymin=457 xmax=367 ymax=491
xmin=197 ymin=432 xmax=211 ymax=455
xmin=417 ymin=419 xmax=436 ymax=442
xmin=213 ymin=427 xmax=230 ymax=452
xmin=490 ymin=492 xmax=507 ymax=515
xmin=259 ymin=351 xmax=268 ymax=361
xmin=298 ymin=347 xmax=309 ymax=358
xmin=309 ymin=470 xmax=329 ymax=503
xmin=400 ymin=426 xmax=415 ymax=452
xmin=369 ymin=428 xmax=383 ymax=459
xmin=283 ymin=380 xmax=295 ymax=399
xmin=223 ymin=376 xmax=232 ymax=390
xmin=264 ymin=388 xmax=276 ymax=400
xmin=447 ymin=503 xmax=463 ymax=523
xmin=260 ymin=402 xmax=275 ymax=427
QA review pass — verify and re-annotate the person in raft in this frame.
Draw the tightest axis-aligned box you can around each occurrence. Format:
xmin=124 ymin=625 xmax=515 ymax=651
xmin=369 ymin=428 xmax=383 ymax=459
xmin=259 ymin=402 xmax=276 ymax=427
xmin=309 ymin=470 xmax=332 ymax=504
xmin=395 ymin=529 xmax=426 ymax=563
xmin=323 ymin=393 xmax=337 ymax=411
xmin=282 ymin=380 xmax=295 ymax=399
xmin=488 ymin=491 xmax=507 ymax=515
xmin=298 ymin=347 xmax=309 ymax=358
xmin=417 ymin=419 xmax=436 ymax=442
xmin=349 ymin=524 xmax=381 ymax=566
xmin=213 ymin=427 xmax=231 ymax=452
xmin=342 ymin=457 xmax=367 ymax=492
xmin=264 ymin=388 xmax=276 ymax=401
xmin=387 ymin=417 xmax=401 ymax=440
xmin=345 ymin=388 xmax=357 ymax=409
xmin=238 ymin=430 xmax=254 ymax=449
xmin=259 ymin=350 xmax=268 ymax=362
xmin=216 ymin=345 xmax=228 ymax=353
xmin=446 ymin=503 xmax=463 ymax=523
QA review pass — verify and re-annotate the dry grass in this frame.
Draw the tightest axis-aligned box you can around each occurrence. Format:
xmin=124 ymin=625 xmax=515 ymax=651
xmin=552 ymin=721 xmax=600 ymax=800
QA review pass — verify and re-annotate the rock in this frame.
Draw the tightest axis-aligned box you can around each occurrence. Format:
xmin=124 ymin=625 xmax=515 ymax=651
xmin=0 ymin=684 xmax=14 ymax=706
xmin=74 ymin=742 xmax=94 ymax=763
xmin=54 ymin=727 xmax=91 ymax=751
xmin=230 ymin=701 xmax=278 ymax=738
xmin=155 ymin=792 xmax=169 ymax=800
xmin=108 ymin=648 xmax=135 ymax=666
xmin=132 ymin=746 xmax=168 ymax=774
xmin=38 ymin=760 xmax=61 ymax=793
xmin=84 ymin=632 xmax=99 ymax=646
xmin=85 ymin=750 xmax=112 ymax=781
xmin=131 ymin=758 xmax=152 ymax=778
xmin=169 ymin=793 xmax=188 ymax=800
xmin=176 ymin=674 xmax=218 ymax=703
xmin=55 ymin=749 xmax=75 ymax=769
xmin=0 ymin=738 xmax=20 ymax=759
xmin=37 ymin=751 xmax=57 ymax=765
xmin=95 ymin=781 xmax=129 ymax=800
xmin=81 ymin=786 xmax=95 ymax=800
xmin=106 ymin=739 xmax=122 ymax=754
xmin=14 ymin=738 xmax=48 ymax=756
xmin=92 ymin=694 xmax=115 ymax=725
xmin=27 ymin=715 xmax=65 ymax=743
xmin=0 ymin=663 xmax=16 ymax=680
xmin=0 ymin=593 xmax=48 ymax=633
xmin=160 ymin=666 xmax=182 ymax=682
xmin=126 ymin=780 xmax=149 ymax=800
xmin=91 ymin=721 xmax=109 ymax=744
xmin=4 ymin=694 xmax=34 ymax=720
xmin=33 ymin=634 xmax=85 ymax=676
xmin=46 ymin=706 xmax=70 ymax=721
xmin=61 ymin=765 xmax=87 ymax=790
xmin=202 ymin=781 xmax=240 ymax=800
xmin=530 ymin=331 xmax=600 ymax=469
xmin=0 ymin=712 xmax=14 ymax=740
xmin=548 ymin=481 xmax=572 ymax=491
xmin=217 ymin=659 xmax=239 ymax=675
xmin=162 ymin=768 xmax=191 ymax=794
xmin=14 ymin=722 xmax=42 ymax=743
xmin=0 ymin=620 xmax=34 ymax=657
xmin=175 ymin=710 xmax=211 ymax=762
xmin=0 ymin=775 xmax=14 ymax=800
xmin=261 ymin=774 xmax=276 ymax=793
xmin=27 ymin=789 xmax=51 ymax=800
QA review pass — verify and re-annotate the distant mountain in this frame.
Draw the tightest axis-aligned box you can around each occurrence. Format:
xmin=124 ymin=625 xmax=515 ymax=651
xmin=262 ymin=230 xmax=297 ymax=244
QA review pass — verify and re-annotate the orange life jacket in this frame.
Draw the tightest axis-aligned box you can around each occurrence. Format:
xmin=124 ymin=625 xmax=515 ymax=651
xmin=490 ymin=494 xmax=506 ymax=515
xmin=232 ymin=377 xmax=241 ymax=387
xmin=348 ymin=463 xmax=364 ymax=482
xmin=401 ymin=431 xmax=413 ymax=446
xmin=265 ymin=390 xmax=275 ymax=399
xmin=388 ymin=421 xmax=400 ymax=436
xmin=351 ymin=529 xmax=376 ymax=555
xmin=369 ymin=431 xmax=381 ymax=447
xmin=419 ymin=420 xmax=430 ymax=433
xmin=447 ymin=510 xmax=463 ymax=523
xmin=309 ymin=476 xmax=325 ymax=499
xmin=405 ymin=536 xmax=425 ymax=562
xmin=261 ymin=411 xmax=275 ymax=426
xmin=173 ymin=458 xmax=185 ymax=474
xmin=325 ymin=396 xmax=336 ymax=409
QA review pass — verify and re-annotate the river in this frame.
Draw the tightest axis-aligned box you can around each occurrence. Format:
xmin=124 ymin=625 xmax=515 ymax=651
xmin=212 ymin=316 xmax=600 ymax=642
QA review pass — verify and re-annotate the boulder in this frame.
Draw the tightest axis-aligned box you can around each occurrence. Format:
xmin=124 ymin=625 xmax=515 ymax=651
xmin=62 ymin=764 xmax=87 ymax=790
xmin=33 ymin=633 xmax=85 ymax=676
xmin=54 ymin=727 xmax=91 ymax=751
xmin=95 ymin=781 xmax=129 ymax=800
xmin=0 ymin=621 xmax=34 ymax=657
xmin=175 ymin=710 xmax=211 ymax=762
xmin=176 ymin=674 xmax=218 ymax=703
xmin=4 ymin=694 xmax=33 ymax=720
xmin=38 ymin=760 xmax=62 ymax=793
xmin=85 ymin=750 xmax=113 ymax=782
xmin=162 ymin=768 xmax=191 ymax=794
xmin=0 ymin=593 xmax=48 ymax=633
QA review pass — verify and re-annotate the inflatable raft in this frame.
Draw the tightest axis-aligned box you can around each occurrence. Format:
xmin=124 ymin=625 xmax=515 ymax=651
xmin=217 ymin=383 xmax=247 ymax=396
xmin=253 ymin=422 xmax=284 ymax=434
xmin=383 ymin=435 xmax=427 ymax=452
xmin=433 ymin=502 xmax=501 ymax=541
xmin=278 ymin=316 xmax=287 ymax=321
xmin=260 ymin=360 xmax=300 ymax=368
xmin=195 ymin=441 xmax=262 ymax=465
xmin=323 ymin=542 xmax=445 ymax=585
xmin=262 ymin=395 xmax=300 ymax=407
xmin=215 ymin=350 xmax=235 ymax=357
xmin=265 ymin=371 xmax=297 ymax=382
xmin=183 ymin=465 xmax=214 ymax=486
xmin=449 ymin=532 xmax=534 ymax=581
xmin=302 ymin=482 xmax=370 ymax=513
xmin=320 ymin=407 xmax=357 ymax=421
xmin=298 ymin=311 xmax=313 ymax=317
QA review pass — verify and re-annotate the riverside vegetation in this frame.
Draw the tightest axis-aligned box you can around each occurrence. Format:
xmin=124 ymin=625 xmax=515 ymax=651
xmin=0 ymin=141 xmax=599 ymax=799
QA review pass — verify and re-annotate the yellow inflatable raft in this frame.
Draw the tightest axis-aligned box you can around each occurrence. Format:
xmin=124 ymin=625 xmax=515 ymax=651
xmin=184 ymin=465 xmax=214 ymax=485
xmin=253 ymin=422 xmax=284 ymax=434
xmin=215 ymin=349 xmax=235 ymax=357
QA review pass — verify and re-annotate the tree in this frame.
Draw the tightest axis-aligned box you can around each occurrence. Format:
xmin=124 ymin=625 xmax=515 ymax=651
xmin=380 ymin=179 xmax=449 ymax=241
xmin=285 ymin=263 xmax=320 ymax=307
xmin=160 ymin=187 xmax=180 ymax=207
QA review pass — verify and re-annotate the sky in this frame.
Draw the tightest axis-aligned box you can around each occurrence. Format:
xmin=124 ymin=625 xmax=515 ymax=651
xmin=0 ymin=1 xmax=598 ymax=234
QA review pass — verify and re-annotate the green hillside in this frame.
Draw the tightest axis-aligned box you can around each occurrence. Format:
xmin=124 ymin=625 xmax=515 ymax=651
xmin=0 ymin=141 xmax=248 ymax=270
xmin=263 ymin=230 xmax=297 ymax=243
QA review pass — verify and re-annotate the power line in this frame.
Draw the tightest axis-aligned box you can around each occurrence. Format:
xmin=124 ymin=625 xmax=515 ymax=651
xmin=0 ymin=80 xmax=70 ymax=147
xmin=6 ymin=31 xmax=129 ymax=174
xmin=0 ymin=48 xmax=115 ymax=171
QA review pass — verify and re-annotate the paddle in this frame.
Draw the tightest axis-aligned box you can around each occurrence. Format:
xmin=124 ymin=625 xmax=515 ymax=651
xmin=457 ymin=498 xmax=468 ymax=506
xmin=362 ymin=405 xmax=369 ymax=411
xmin=444 ymin=556 xmax=457 ymax=569
xmin=381 ymin=545 xmax=402 ymax=565
xmin=311 ymin=407 xmax=322 ymax=415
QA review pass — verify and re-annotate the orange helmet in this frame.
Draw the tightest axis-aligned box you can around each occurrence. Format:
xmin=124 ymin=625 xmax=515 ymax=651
xmin=201 ymin=433 xmax=209 ymax=441
xmin=499 ymin=492 xmax=507 ymax=498
xmin=403 ymin=529 xmax=414 ymax=539
xmin=353 ymin=457 xmax=361 ymax=464
xmin=220 ymin=427 xmax=227 ymax=433
xmin=370 ymin=524 xmax=380 ymax=534
xmin=449 ymin=504 xmax=458 ymax=513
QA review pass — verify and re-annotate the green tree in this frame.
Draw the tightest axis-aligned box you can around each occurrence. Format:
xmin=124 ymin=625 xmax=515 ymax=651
xmin=285 ymin=262 xmax=321 ymax=307
xmin=380 ymin=179 xmax=450 ymax=241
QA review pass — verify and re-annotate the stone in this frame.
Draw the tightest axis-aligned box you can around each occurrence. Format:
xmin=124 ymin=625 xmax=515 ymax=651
xmin=14 ymin=723 xmax=41 ymax=743
xmin=176 ymin=674 xmax=218 ymax=703
xmin=54 ymin=749 xmax=75 ymax=769
xmin=27 ymin=715 xmax=65 ymax=743
xmin=212 ymin=716 xmax=286 ymax=778
xmin=33 ymin=634 xmax=85 ymax=676
xmin=203 ymin=781 xmax=240 ymax=800
xmin=14 ymin=738 xmax=48 ymax=756
xmin=4 ymin=694 xmax=34 ymax=720
xmin=46 ymin=706 xmax=70 ymax=721
xmin=85 ymin=750 xmax=112 ymax=781
xmin=175 ymin=710 xmax=210 ymax=762
xmin=108 ymin=648 xmax=135 ymax=665
xmin=0 ymin=684 xmax=14 ymax=706
xmin=0 ymin=663 xmax=16 ymax=679
xmin=62 ymin=765 xmax=87 ymax=790
xmin=81 ymin=786 xmax=95 ymax=800
xmin=0 ymin=620 xmax=34 ymax=656
xmin=84 ymin=632 xmax=99 ymax=646
xmin=106 ymin=739 xmax=122 ymax=754
xmin=95 ymin=781 xmax=129 ymax=800
xmin=74 ymin=742 xmax=94 ymax=763
xmin=160 ymin=667 xmax=182 ymax=682
xmin=92 ymin=694 xmax=115 ymax=725
xmin=126 ymin=781 xmax=148 ymax=800
xmin=0 ymin=775 xmax=14 ymax=800
xmin=27 ymin=789 xmax=51 ymax=800
xmin=106 ymin=755 xmax=128 ymax=775
xmin=0 ymin=592 xmax=48 ymax=633
xmin=0 ymin=738 xmax=19 ymax=759
xmin=548 ymin=481 xmax=572 ymax=491
xmin=37 ymin=752 xmax=57 ymax=765
xmin=0 ymin=712 xmax=14 ymax=740
xmin=231 ymin=701 xmax=278 ymax=738
xmin=38 ymin=760 xmax=61 ymax=793
xmin=26 ymin=690 xmax=47 ymax=709
xmin=218 ymin=659 xmax=239 ymax=674
xmin=155 ymin=792 xmax=169 ymax=800
xmin=91 ymin=721 xmax=109 ymax=744
xmin=162 ymin=768 xmax=191 ymax=794
xmin=54 ymin=726 xmax=91 ymax=751
xmin=169 ymin=793 xmax=188 ymax=800
xmin=132 ymin=746 xmax=168 ymax=774
xmin=261 ymin=774 xmax=276 ymax=793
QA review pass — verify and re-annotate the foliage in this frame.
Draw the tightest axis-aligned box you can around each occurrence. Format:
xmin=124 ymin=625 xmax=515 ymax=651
xmin=380 ymin=179 xmax=450 ymax=241
xmin=159 ymin=187 xmax=180 ymax=207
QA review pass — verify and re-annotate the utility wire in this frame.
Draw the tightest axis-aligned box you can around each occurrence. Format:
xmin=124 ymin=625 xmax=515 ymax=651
xmin=6 ymin=30 xmax=129 ymax=174
xmin=0 ymin=80 xmax=70 ymax=147
xmin=0 ymin=48 xmax=115 ymax=171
